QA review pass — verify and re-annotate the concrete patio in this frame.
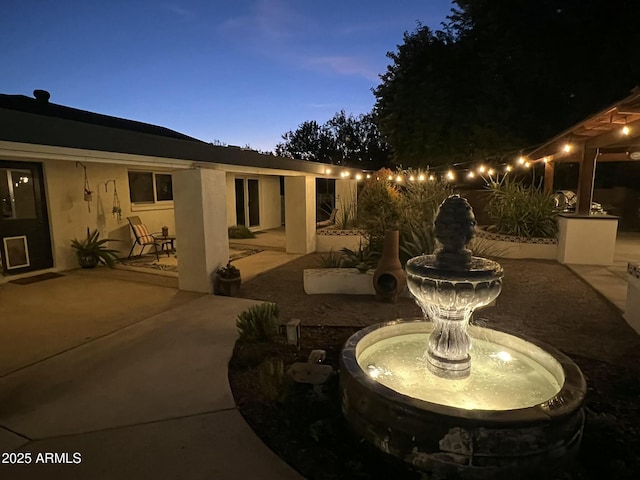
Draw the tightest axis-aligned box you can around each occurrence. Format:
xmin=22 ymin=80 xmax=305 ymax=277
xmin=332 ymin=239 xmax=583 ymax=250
xmin=0 ymin=268 xmax=301 ymax=479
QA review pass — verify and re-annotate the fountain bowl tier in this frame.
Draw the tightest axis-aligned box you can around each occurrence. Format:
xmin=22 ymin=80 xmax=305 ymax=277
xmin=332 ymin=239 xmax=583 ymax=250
xmin=340 ymin=319 xmax=586 ymax=479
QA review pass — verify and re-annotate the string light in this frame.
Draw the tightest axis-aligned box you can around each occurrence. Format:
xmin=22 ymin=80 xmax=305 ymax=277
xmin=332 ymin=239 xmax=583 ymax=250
xmin=429 ymin=174 xmax=435 ymax=181
xmin=418 ymin=174 xmax=425 ymax=182
xmin=524 ymin=161 xmax=531 ymax=168
xmin=325 ymin=168 xmax=332 ymax=174
xmin=355 ymin=173 xmax=362 ymax=181
xmin=622 ymin=126 xmax=630 ymax=136
xmin=446 ymin=170 xmax=455 ymax=181
xmin=366 ymin=174 xmax=371 ymax=179
xmin=409 ymin=175 xmax=415 ymax=182
xmin=487 ymin=168 xmax=495 ymax=176
xmin=505 ymin=165 xmax=512 ymax=172
xmin=563 ymin=143 xmax=572 ymax=153
xmin=387 ymin=175 xmax=393 ymax=181
xmin=395 ymin=175 xmax=403 ymax=183
xmin=478 ymin=165 xmax=486 ymax=173
xmin=467 ymin=171 xmax=475 ymax=178
xmin=518 ymin=156 xmax=526 ymax=165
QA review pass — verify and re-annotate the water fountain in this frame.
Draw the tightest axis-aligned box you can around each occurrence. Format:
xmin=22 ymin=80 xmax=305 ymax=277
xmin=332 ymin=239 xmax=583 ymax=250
xmin=340 ymin=195 xmax=586 ymax=478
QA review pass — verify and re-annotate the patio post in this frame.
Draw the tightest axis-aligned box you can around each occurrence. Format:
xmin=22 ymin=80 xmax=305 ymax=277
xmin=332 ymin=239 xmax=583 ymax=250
xmin=173 ymin=168 xmax=229 ymax=293
xmin=284 ymin=176 xmax=316 ymax=254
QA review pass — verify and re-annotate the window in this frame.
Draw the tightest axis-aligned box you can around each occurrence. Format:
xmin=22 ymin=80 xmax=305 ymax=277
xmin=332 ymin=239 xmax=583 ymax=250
xmin=128 ymin=171 xmax=173 ymax=204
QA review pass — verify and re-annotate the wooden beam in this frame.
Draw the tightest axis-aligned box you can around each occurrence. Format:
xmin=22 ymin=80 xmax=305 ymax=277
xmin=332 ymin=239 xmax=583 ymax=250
xmin=585 ymin=118 xmax=640 ymax=148
xmin=576 ymin=146 xmax=597 ymax=215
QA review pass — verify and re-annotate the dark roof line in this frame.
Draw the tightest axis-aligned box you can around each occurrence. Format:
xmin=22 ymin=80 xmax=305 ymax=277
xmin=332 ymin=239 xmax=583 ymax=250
xmin=0 ymin=92 xmax=205 ymax=143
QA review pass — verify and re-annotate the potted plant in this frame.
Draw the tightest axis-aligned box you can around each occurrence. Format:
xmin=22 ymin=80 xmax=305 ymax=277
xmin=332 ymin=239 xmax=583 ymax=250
xmin=71 ymin=228 xmax=120 ymax=268
xmin=215 ymin=261 xmax=241 ymax=296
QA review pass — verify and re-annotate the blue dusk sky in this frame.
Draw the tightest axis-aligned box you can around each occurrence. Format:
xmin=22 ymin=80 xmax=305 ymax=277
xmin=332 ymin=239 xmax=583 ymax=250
xmin=2 ymin=0 xmax=453 ymax=152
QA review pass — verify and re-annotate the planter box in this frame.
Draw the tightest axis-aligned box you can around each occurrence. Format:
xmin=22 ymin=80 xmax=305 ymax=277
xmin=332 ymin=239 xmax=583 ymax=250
xmin=625 ymin=263 xmax=640 ymax=335
xmin=475 ymin=228 xmax=557 ymax=260
xmin=557 ymin=214 xmax=619 ymax=265
xmin=316 ymin=228 xmax=367 ymax=252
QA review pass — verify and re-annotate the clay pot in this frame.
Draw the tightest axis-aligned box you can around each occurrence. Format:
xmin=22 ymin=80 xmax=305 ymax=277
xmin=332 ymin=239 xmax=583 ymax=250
xmin=373 ymin=230 xmax=406 ymax=303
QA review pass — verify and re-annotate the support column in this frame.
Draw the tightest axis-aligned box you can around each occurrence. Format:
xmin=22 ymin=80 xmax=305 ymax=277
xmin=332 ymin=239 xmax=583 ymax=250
xmin=335 ymin=178 xmax=357 ymax=227
xmin=284 ymin=176 xmax=316 ymax=254
xmin=173 ymin=168 xmax=229 ymax=293
xmin=576 ymin=146 xmax=597 ymax=215
xmin=543 ymin=161 xmax=555 ymax=194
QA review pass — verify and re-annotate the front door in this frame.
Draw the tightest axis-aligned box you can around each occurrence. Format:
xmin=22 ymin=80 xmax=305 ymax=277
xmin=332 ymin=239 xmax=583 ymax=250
xmin=0 ymin=161 xmax=53 ymax=275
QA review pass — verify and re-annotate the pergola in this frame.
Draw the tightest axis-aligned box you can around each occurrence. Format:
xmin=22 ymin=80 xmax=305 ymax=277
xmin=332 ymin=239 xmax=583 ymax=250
xmin=527 ymin=87 xmax=640 ymax=214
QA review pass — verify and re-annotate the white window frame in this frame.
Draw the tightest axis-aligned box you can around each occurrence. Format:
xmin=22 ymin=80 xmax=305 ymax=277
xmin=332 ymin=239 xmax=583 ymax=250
xmin=128 ymin=170 xmax=174 ymax=211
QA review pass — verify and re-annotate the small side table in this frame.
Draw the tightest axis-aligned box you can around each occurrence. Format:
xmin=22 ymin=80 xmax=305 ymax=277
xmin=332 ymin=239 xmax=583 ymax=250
xmin=159 ymin=235 xmax=176 ymax=256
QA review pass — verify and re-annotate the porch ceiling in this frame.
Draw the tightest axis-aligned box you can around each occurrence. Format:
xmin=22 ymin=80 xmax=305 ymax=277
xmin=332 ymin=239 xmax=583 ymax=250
xmin=528 ymin=87 xmax=640 ymax=163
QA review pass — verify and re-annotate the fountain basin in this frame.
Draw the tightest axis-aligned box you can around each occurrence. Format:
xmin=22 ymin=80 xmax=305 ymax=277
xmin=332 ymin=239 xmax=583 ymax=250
xmin=340 ymin=319 xmax=586 ymax=478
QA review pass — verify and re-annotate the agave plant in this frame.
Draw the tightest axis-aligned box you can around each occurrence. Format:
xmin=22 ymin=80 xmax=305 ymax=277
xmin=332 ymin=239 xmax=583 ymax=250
xmin=70 ymin=228 xmax=120 ymax=268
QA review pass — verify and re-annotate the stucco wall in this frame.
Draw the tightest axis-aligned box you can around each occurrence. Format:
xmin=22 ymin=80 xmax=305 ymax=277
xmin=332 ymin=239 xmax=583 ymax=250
xmin=42 ymin=159 xmax=176 ymax=270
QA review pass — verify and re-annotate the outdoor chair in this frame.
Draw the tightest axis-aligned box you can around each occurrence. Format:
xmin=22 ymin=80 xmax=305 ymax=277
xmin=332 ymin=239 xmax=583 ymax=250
xmin=127 ymin=216 xmax=172 ymax=260
xmin=316 ymin=208 xmax=338 ymax=229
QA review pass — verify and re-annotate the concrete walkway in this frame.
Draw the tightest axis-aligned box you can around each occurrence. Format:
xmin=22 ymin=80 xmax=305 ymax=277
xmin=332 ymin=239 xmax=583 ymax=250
xmin=567 ymin=231 xmax=640 ymax=334
xmin=0 ymin=270 xmax=301 ymax=479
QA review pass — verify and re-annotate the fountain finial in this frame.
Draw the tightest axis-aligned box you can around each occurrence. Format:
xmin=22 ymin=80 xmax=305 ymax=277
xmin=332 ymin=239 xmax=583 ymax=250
xmin=433 ymin=195 xmax=476 ymax=270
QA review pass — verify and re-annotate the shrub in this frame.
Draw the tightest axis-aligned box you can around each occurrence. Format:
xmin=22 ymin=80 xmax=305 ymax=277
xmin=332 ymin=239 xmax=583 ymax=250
xmin=357 ymin=168 xmax=401 ymax=252
xmin=317 ymin=250 xmax=345 ymax=268
xmin=486 ymin=177 xmax=560 ymax=238
xmin=340 ymin=239 xmax=379 ymax=269
xmin=236 ymin=303 xmax=280 ymax=342
xmin=228 ymin=225 xmax=256 ymax=239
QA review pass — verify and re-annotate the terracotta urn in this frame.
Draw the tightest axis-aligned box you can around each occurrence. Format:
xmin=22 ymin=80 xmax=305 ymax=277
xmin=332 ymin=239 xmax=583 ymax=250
xmin=373 ymin=230 xmax=406 ymax=303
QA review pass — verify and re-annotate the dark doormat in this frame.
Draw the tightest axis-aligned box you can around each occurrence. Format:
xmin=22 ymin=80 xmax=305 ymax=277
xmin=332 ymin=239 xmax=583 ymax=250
xmin=9 ymin=272 xmax=64 ymax=285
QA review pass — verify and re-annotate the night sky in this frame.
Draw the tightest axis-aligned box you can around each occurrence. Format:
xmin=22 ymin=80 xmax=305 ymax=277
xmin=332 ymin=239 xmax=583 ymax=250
xmin=2 ymin=0 xmax=453 ymax=151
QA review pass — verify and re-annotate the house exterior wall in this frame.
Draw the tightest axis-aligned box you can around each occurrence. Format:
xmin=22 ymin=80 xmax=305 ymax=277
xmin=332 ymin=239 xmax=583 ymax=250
xmin=38 ymin=158 xmax=176 ymax=270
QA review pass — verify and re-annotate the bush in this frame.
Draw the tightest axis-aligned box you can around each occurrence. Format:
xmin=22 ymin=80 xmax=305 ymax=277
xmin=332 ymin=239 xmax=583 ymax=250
xmin=357 ymin=168 xmax=401 ymax=253
xmin=486 ymin=177 xmax=560 ymax=238
xmin=317 ymin=249 xmax=345 ymax=268
xmin=228 ymin=225 xmax=256 ymax=239
xmin=397 ymin=173 xmax=451 ymax=263
xmin=236 ymin=303 xmax=280 ymax=342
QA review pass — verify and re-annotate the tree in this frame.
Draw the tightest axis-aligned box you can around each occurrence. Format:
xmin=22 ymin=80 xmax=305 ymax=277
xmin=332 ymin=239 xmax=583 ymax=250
xmin=374 ymin=0 xmax=640 ymax=168
xmin=275 ymin=111 xmax=391 ymax=168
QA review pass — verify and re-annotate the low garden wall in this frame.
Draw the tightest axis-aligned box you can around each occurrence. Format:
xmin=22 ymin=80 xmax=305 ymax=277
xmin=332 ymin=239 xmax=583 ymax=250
xmin=475 ymin=227 xmax=557 ymax=260
xmin=316 ymin=228 xmax=367 ymax=252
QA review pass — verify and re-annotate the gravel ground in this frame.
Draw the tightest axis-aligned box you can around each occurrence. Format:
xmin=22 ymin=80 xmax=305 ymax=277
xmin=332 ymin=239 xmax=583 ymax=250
xmin=241 ymin=253 xmax=640 ymax=367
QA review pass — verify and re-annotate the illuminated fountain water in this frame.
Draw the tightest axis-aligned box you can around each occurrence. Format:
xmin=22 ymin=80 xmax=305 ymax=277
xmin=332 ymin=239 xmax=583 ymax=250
xmin=340 ymin=195 xmax=586 ymax=478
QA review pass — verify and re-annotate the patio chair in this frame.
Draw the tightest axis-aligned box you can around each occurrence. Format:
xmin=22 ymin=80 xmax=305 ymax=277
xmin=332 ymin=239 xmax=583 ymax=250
xmin=316 ymin=208 xmax=338 ymax=229
xmin=127 ymin=216 xmax=172 ymax=260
